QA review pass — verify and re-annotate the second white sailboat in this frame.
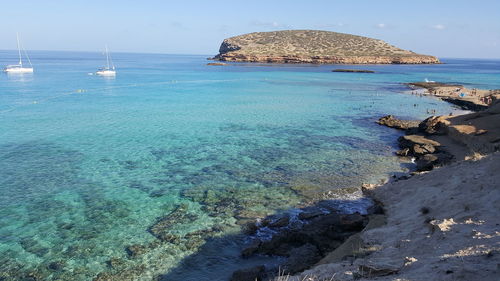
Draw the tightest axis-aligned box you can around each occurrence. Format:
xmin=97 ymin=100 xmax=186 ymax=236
xmin=3 ymin=33 xmax=34 ymax=73
xmin=96 ymin=45 xmax=116 ymax=76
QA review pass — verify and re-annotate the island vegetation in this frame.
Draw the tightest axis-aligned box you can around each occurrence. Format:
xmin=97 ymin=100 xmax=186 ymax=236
xmin=212 ymin=30 xmax=440 ymax=64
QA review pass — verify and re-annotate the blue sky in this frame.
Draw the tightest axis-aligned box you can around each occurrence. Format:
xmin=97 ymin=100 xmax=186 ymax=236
xmin=1 ymin=0 xmax=499 ymax=58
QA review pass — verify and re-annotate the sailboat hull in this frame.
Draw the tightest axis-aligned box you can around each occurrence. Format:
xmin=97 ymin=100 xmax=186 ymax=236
xmin=4 ymin=66 xmax=34 ymax=73
xmin=96 ymin=70 xmax=116 ymax=76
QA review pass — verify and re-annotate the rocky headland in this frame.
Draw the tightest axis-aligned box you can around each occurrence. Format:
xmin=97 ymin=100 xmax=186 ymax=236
xmin=212 ymin=30 xmax=440 ymax=64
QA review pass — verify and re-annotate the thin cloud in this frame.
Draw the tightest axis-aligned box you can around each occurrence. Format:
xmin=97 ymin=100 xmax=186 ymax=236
xmin=315 ymin=23 xmax=347 ymax=29
xmin=250 ymin=20 xmax=292 ymax=29
xmin=170 ymin=21 xmax=187 ymax=30
xmin=217 ymin=24 xmax=230 ymax=32
xmin=375 ymin=23 xmax=387 ymax=29
xmin=431 ymin=24 xmax=446 ymax=30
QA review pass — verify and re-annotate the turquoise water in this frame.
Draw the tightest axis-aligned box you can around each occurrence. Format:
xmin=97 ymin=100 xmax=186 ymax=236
xmin=1 ymin=51 xmax=499 ymax=280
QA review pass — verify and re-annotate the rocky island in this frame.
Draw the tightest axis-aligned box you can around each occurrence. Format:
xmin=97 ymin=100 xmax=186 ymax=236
xmin=212 ymin=30 xmax=440 ymax=64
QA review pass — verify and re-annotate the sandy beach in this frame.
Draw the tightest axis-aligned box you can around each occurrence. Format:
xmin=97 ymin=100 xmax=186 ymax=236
xmin=408 ymin=82 xmax=500 ymax=111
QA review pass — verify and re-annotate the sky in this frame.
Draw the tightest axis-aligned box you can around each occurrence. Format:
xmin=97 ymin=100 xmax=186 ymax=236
xmin=1 ymin=0 xmax=499 ymax=58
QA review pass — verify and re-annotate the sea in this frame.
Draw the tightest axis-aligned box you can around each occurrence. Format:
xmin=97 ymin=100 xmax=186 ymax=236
xmin=1 ymin=51 xmax=499 ymax=280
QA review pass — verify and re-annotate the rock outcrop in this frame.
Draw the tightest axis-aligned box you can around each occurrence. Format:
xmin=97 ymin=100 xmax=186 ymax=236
xmin=332 ymin=69 xmax=375 ymax=73
xmin=378 ymin=101 xmax=500 ymax=171
xmin=206 ymin=62 xmax=227 ymax=66
xmin=377 ymin=115 xmax=420 ymax=131
xmin=235 ymin=204 xmax=371 ymax=278
xmin=212 ymin=30 xmax=440 ymax=64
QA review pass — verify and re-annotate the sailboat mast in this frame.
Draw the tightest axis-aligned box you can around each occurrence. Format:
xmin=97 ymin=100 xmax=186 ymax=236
xmin=105 ymin=45 xmax=110 ymax=69
xmin=16 ymin=33 xmax=23 ymax=66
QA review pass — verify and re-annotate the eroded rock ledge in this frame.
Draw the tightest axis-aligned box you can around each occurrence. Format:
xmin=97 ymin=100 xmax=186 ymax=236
xmin=214 ymin=54 xmax=440 ymax=64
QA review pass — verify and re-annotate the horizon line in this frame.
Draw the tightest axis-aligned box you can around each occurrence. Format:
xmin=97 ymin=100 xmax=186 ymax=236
xmin=0 ymin=48 xmax=213 ymax=57
xmin=0 ymin=49 xmax=499 ymax=60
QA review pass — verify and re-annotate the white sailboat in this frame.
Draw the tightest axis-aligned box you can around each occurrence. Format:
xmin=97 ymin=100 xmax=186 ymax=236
xmin=3 ymin=33 xmax=34 ymax=73
xmin=96 ymin=45 xmax=116 ymax=76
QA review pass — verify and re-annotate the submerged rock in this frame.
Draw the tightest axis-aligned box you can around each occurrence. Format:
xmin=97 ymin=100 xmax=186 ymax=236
xmin=148 ymin=203 xmax=198 ymax=242
xmin=377 ymin=115 xmax=420 ymax=131
xmin=298 ymin=206 xmax=326 ymax=220
xmin=125 ymin=244 xmax=148 ymax=258
xmin=332 ymin=69 xmax=375 ymax=73
xmin=46 ymin=261 xmax=65 ymax=271
xmin=261 ymin=215 xmax=290 ymax=228
xmin=107 ymin=257 xmax=125 ymax=269
xmin=207 ymin=62 xmax=227 ymax=66
xmin=240 ymin=210 xmax=368 ymax=275
xmin=19 ymin=238 xmax=49 ymax=257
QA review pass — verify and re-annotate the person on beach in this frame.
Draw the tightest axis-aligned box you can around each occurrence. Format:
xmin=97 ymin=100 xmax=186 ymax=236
xmin=486 ymin=96 xmax=492 ymax=105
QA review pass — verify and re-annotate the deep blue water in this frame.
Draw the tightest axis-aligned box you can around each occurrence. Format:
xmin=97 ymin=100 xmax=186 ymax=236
xmin=1 ymin=51 xmax=499 ymax=280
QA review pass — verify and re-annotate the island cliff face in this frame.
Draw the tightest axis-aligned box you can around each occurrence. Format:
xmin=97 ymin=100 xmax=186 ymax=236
xmin=213 ymin=30 xmax=440 ymax=64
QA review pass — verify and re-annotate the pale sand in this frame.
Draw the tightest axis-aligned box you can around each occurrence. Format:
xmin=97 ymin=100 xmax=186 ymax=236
xmin=283 ymin=153 xmax=499 ymax=281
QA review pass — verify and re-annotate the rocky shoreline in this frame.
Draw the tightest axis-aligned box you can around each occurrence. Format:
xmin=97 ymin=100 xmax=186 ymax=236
xmin=108 ymin=84 xmax=499 ymax=281
xmin=229 ymin=201 xmax=381 ymax=281
xmin=229 ymin=86 xmax=500 ymax=280
xmin=268 ymin=102 xmax=500 ymax=280
xmin=290 ymin=151 xmax=500 ymax=281
xmin=377 ymin=115 xmax=454 ymax=172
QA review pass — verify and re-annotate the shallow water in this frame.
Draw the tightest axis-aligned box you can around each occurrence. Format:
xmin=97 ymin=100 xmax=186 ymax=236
xmin=1 ymin=52 xmax=499 ymax=280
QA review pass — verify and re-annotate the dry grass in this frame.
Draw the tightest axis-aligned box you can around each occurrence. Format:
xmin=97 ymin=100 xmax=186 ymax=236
xmin=272 ymin=268 xmax=337 ymax=281
xmin=222 ymin=30 xmax=418 ymax=57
